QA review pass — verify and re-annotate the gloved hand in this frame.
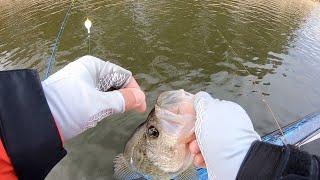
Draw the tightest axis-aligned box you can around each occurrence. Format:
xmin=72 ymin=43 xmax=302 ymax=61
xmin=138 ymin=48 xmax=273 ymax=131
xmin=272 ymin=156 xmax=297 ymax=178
xmin=189 ymin=92 xmax=261 ymax=180
xmin=42 ymin=55 xmax=146 ymax=140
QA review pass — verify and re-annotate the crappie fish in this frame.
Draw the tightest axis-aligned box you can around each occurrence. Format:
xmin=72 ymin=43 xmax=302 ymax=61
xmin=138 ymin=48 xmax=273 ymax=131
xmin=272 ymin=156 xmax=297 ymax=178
xmin=114 ymin=90 xmax=198 ymax=180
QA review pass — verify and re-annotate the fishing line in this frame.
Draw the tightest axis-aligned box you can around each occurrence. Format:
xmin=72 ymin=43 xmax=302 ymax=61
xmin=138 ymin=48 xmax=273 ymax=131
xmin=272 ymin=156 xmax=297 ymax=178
xmin=44 ymin=0 xmax=76 ymax=79
xmin=216 ymin=28 xmax=286 ymax=144
xmin=84 ymin=0 xmax=92 ymax=55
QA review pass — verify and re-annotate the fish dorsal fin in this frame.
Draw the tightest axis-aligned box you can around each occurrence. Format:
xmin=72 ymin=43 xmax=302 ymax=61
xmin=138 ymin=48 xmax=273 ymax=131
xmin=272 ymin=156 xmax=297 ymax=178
xmin=176 ymin=166 xmax=198 ymax=180
xmin=114 ymin=153 xmax=142 ymax=180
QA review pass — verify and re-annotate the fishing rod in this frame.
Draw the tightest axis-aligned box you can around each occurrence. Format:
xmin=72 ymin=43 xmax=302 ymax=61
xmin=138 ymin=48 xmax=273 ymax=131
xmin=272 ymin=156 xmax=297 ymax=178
xmin=44 ymin=0 xmax=92 ymax=79
xmin=44 ymin=0 xmax=76 ymax=79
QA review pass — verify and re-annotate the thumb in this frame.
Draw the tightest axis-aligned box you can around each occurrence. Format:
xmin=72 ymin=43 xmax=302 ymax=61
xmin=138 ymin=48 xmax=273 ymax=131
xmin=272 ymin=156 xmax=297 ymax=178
xmin=119 ymin=88 xmax=146 ymax=112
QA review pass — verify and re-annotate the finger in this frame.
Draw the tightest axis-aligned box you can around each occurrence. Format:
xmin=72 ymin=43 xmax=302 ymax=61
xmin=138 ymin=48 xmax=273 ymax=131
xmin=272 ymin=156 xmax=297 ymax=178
xmin=124 ymin=77 xmax=146 ymax=112
xmin=76 ymin=55 xmax=132 ymax=90
xmin=77 ymin=55 xmax=132 ymax=79
xmin=125 ymin=77 xmax=141 ymax=89
xmin=135 ymin=99 xmax=147 ymax=113
xmin=97 ymin=72 xmax=131 ymax=92
xmin=189 ymin=139 xmax=201 ymax=154
xmin=119 ymin=88 xmax=146 ymax=112
xmin=194 ymin=153 xmax=206 ymax=168
xmin=185 ymin=133 xmax=196 ymax=144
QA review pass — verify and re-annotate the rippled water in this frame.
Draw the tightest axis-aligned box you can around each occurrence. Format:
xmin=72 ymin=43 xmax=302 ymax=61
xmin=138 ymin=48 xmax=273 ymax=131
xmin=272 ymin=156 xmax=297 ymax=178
xmin=1 ymin=0 xmax=320 ymax=179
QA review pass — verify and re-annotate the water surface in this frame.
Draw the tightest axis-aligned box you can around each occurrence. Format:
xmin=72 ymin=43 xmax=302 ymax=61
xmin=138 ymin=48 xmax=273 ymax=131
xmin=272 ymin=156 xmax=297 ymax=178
xmin=1 ymin=0 xmax=320 ymax=179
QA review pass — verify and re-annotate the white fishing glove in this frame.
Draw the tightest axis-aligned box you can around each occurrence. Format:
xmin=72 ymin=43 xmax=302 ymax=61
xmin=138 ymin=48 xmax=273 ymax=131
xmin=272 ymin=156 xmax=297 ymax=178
xmin=193 ymin=92 xmax=261 ymax=180
xmin=42 ymin=55 xmax=146 ymax=140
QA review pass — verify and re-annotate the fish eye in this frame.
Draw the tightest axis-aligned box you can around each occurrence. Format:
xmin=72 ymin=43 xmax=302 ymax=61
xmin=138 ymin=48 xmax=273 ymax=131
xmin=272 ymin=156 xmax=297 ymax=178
xmin=147 ymin=126 xmax=159 ymax=138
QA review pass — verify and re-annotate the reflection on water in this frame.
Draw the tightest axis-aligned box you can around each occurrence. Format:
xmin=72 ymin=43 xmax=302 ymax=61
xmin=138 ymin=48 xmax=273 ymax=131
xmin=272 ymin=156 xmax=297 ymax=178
xmin=1 ymin=0 xmax=320 ymax=179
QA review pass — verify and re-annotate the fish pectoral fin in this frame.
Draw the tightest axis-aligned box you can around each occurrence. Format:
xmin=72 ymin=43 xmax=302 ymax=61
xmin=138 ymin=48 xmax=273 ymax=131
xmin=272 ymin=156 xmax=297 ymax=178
xmin=114 ymin=153 xmax=142 ymax=180
xmin=176 ymin=166 xmax=198 ymax=180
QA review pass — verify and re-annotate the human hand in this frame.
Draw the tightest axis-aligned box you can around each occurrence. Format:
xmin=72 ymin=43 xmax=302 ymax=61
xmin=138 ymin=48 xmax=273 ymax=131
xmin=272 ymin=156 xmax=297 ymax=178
xmin=191 ymin=91 xmax=261 ymax=180
xmin=42 ymin=55 xmax=146 ymax=140
xmin=119 ymin=77 xmax=146 ymax=112
xmin=189 ymin=137 xmax=206 ymax=168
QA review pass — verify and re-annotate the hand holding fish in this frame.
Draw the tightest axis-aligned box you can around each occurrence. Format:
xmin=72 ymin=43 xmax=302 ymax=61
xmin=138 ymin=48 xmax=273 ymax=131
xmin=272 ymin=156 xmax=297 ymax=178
xmin=189 ymin=137 xmax=206 ymax=168
xmin=114 ymin=90 xmax=199 ymax=180
xmin=42 ymin=55 xmax=146 ymax=140
xmin=191 ymin=91 xmax=261 ymax=180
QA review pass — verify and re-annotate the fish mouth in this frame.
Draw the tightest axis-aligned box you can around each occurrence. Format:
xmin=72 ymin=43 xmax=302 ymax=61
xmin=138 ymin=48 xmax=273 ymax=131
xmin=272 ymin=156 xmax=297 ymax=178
xmin=156 ymin=105 xmax=195 ymax=143
xmin=155 ymin=90 xmax=196 ymax=143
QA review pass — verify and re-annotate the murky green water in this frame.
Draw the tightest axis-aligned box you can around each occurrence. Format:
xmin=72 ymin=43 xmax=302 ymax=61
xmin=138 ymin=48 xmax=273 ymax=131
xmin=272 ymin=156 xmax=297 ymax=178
xmin=1 ymin=0 xmax=320 ymax=179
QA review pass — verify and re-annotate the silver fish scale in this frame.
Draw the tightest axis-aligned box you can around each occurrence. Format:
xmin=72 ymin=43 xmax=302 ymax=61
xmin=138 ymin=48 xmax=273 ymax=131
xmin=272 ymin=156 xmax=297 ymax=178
xmin=97 ymin=72 xmax=130 ymax=92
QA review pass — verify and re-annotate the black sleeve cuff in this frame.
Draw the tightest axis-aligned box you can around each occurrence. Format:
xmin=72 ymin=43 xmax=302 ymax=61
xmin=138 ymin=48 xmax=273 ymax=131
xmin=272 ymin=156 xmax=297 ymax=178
xmin=236 ymin=141 xmax=319 ymax=180
xmin=0 ymin=70 xmax=67 ymax=180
